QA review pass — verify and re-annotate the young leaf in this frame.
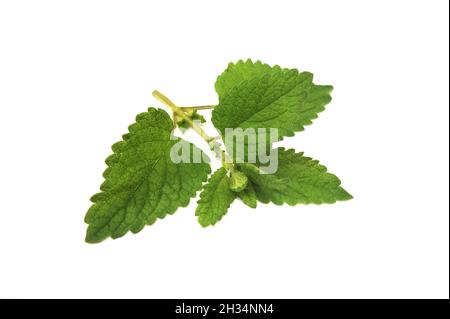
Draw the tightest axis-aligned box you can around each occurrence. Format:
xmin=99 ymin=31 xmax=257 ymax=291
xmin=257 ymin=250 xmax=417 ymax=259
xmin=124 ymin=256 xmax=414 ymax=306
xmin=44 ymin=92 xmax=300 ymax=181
xmin=84 ymin=108 xmax=211 ymax=243
xmin=239 ymin=148 xmax=352 ymax=205
xmin=196 ymin=167 xmax=236 ymax=227
xmin=237 ymin=182 xmax=257 ymax=208
xmin=229 ymin=170 xmax=248 ymax=192
xmin=212 ymin=60 xmax=333 ymax=160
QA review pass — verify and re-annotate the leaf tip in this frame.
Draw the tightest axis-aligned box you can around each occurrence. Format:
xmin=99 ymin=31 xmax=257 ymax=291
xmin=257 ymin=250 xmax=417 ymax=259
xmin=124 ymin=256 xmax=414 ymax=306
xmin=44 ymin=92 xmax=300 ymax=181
xmin=338 ymin=187 xmax=353 ymax=201
xmin=84 ymin=225 xmax=107 ymax=244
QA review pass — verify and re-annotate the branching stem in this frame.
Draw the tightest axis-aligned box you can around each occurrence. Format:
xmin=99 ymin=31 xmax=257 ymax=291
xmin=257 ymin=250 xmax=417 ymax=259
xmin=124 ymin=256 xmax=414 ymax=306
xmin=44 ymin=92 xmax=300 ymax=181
xmin=152 ymin=90 xmax=215 ymax=144
xmin=152 ymin=90 xmax=233 ymax=168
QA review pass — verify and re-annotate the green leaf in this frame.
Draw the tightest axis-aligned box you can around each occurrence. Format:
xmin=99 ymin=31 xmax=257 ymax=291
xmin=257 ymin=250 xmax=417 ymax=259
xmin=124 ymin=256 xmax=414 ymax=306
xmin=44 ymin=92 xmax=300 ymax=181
xmin=215 ymin=59 xmax=285 ymax=98
xmin=84 ymin=108 xmax=211 ymax=243
xmin=237 ymin=182 xmax=257 ymax=208
xmin=239 ymin=148 xmax=352 ymax=205
xmin=212 ymin=60 xmax=333 ymax=160
xmin=195 ymin=167 xmax=236 ymax=227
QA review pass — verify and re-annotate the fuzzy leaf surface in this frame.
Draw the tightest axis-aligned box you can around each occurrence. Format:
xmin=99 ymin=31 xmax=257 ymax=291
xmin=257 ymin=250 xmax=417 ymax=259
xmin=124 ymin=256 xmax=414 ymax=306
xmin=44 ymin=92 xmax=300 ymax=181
xmin=85 ymin=108 xmax=211 ymax=243
xmin=239 ymin=148 xmax=352 ymax=205
xmin=237 ymin=182 xmax=258 ymax=208
xmin=212 ymin=60 xmax=333 ymax=159
xmin=196 ymin=167 xmax=236 ymax=227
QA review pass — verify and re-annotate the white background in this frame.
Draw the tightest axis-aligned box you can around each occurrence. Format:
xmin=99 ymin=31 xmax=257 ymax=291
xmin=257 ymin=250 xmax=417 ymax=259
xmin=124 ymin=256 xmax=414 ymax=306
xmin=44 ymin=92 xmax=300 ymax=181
xmin=0 ymin=0 xmax=448 ymax=299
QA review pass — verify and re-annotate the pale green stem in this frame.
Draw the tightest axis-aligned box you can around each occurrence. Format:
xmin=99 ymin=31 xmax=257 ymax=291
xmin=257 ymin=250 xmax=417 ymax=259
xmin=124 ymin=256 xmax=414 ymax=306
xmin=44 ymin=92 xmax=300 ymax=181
xmin=152 ymin=90 xmax=215 ymax=144
xmin=179 ymin=105 xmax=215 ymax=111
xmin=152 ymin=90 xmax=233 ymax=169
